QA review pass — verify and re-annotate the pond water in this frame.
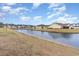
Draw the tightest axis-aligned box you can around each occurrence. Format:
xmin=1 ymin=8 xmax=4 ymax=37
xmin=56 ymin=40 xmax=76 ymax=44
xmin=16 ymin=30 xmax=79 ymax=49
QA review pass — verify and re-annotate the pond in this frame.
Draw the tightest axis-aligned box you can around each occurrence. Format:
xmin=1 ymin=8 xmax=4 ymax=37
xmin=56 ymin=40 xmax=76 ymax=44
xmin=16 ymin=30 xmax=79 ymax=49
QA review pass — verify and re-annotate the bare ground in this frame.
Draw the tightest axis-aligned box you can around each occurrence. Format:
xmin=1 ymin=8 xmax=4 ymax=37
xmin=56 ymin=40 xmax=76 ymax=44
xmin=0 ymin=29 xmax=79 ymax=56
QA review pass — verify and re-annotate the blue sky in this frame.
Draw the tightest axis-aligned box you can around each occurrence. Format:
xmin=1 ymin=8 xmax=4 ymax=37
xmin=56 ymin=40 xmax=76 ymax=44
xmin=0 ymin=3 xmax=79 ymax=25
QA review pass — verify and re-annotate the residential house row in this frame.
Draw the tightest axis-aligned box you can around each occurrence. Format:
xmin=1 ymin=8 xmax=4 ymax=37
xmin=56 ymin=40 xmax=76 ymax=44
xmin=0 ymin=22 xmax=79 ymax=30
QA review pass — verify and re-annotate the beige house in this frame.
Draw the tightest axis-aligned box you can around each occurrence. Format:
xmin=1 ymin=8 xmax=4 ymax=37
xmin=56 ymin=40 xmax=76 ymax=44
xmin=35 ymin=24 xmax=49 ymax=30
xmin=48 ymin=23 xmax=62 ymax=29
xmin=70 ymin=26 xmax=79 ymax=29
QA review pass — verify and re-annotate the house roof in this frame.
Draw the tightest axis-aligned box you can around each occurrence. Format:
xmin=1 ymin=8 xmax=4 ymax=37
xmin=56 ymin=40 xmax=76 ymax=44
xmin=37 ymin=24 xmax=49 ymax=26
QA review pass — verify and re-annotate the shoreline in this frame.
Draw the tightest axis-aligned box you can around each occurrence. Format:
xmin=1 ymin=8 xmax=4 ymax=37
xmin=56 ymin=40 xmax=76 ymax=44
xmin=16 ymin=31 xmax=79 ymax=50
xmin=0 ymin=28 xmax=79 ymax=55
xmin=16 ymin=31 xmax=79 ymax=55
xmin=31 ymin=29 xmax=79 ymax=34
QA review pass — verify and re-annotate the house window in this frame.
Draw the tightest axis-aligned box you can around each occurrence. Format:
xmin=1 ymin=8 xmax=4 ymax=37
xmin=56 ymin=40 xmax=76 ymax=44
xmin=63 ymin=26 xmax=69 ymax=29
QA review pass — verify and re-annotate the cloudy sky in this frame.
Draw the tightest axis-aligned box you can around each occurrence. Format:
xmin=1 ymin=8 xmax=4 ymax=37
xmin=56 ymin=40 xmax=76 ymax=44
xmin=0 ymin=3 xmax=79 ymax=25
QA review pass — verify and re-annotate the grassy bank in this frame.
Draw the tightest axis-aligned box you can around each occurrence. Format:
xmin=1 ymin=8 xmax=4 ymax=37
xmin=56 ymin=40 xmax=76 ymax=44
xmin=35 ymin=28 xmax=79 ymax=33
xmin=0 ymin=28 xmax=79 ymax=56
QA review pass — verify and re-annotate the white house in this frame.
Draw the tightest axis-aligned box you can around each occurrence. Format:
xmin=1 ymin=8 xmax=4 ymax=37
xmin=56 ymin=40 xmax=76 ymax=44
xmin=48 ymin=23 xmax=63 ymax=29
xmin=69 ymin=26 xmax=79 ymax=29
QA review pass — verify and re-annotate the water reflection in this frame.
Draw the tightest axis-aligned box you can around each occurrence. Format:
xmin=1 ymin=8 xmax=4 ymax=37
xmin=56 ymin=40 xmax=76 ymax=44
xmin=48 ymin=33 xmax=63 ymax=39
xmin=39 ymin=32 xmax=72 ymax=40
xmin=16 ymin=30 xmax=79 ymax=48
xmin=26 ymin=30 xmax=34 ymax=34
xmin=46 ymin=32 xmax=71 ymax=38
xmin=61 ymin=33 xmax=72 ymax=38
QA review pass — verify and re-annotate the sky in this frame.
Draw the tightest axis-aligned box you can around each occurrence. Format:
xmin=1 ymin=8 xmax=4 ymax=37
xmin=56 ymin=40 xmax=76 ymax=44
xmin=0 ymin=3 xmax=79 ymax=25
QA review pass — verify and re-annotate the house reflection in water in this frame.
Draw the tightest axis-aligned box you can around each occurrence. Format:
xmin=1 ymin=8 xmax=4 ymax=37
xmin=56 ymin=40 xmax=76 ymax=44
xmin=48 ymin=32 xmax=72 ymax=39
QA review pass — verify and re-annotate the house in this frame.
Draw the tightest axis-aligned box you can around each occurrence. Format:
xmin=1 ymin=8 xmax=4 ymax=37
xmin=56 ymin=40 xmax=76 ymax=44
xmin=48 ymin=23 xmax=63 ymax=29
xmin=20 ymin=25 xmax=35 ymax=30
xmin=73 ymin=26 xmax=79 ymax=29
xmin=69 ymin=23 xmax=79 ymax=29
xmin=4 ymin=24 xmax=9 ymax=28
xmin=35 ymin=24 xmax=49 ymax=30
xmin=4 ymin=24 xmax=17 ymax=29
xmin=48 ymin=23 xmax=74 ymax=29
xmin=62 ymin=23 xmax=70 ymax=29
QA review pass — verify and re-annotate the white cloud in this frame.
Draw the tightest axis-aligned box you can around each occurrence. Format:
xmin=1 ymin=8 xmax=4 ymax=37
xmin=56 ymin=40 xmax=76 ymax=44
xmin=15 ymin=7 xmax=29 ymax=12
xmin=34 ymin=16 xmax=42 ymax=20
xmin=55 ymin=17 xmax=73 ymax=24
xmin=30 ymin=3 xmax=42 ymax=13
xmin=64 ymin=13 xmax=78 ymax=20
xmin=0 ymin=12 xmax=5 ymax=17
xmin=47 ymin=3 xmax=66 ymax=19
xmin=54 ymin=14 xmax=78 ymax=24
xmin=48 ymin=12 xmax=61 ymax=19
xmin=68 ymin=17 xmax=77 ymax=20
xmin=2 ymin=6 xmax=12 ymax=12
xmin=32 ymin=3 xmax=42 ymax=9
xmin=20 ymin=16 xmax=30 ymax=22
xmin=0 ymin=12 xmax=6 ymax=21
xmin=48 ymin=5 xmax=78 ymax=24
xmin=47 ymin=12 xmax=50 ymax=15
xmin=48 ymin=3 xmax=63 ymax=8
xmin=32 ymin=16 xmax=42 ymax=25
xmin=1 ymin=5 xmax=29 ymax=15
xmin=33 ymin=16 xmax=43 ymax=24
xmin=47 ymin=3 xmax=78 ymax=24
xmin=64 ymin=13 xmax=70 ymax=17
xmin=47 ymin=5 xmax=66 ymax=19
xmin=53 ymin=5 xmax=66 ymax=13
xmin=10 ymin=7 xmax=29 ymax=15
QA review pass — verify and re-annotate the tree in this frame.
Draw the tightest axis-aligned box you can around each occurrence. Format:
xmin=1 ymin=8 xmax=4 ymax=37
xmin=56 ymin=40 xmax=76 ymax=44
xmin=0 ymin=22 xmax=4 ymax=28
